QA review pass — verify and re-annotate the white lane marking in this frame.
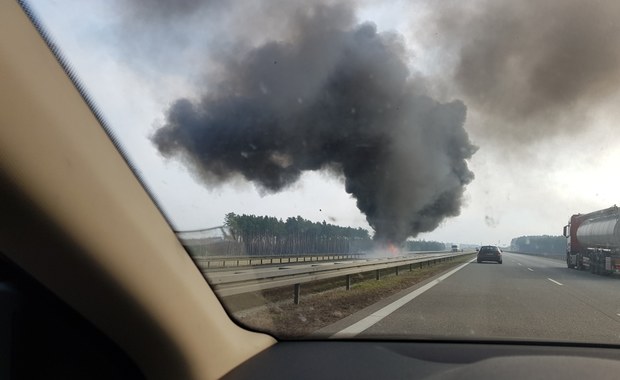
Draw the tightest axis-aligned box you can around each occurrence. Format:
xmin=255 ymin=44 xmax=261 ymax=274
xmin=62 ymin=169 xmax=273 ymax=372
xmin=527 ymin=268 xmax=534 ymax=271
xmin=617 ymin=314 xmax=620 ymax=317
xmin=547 ymin=278 xmax=563 ymax=286
xmin=517 ymin=263 xmax=522 ymax=266
xmin=330 ymin=258 xmax=476 ymax=339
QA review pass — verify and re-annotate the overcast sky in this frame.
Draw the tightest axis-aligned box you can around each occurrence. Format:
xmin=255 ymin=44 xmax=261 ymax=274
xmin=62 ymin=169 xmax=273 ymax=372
xmin=29 ymin=0 xmax=620 ymax=246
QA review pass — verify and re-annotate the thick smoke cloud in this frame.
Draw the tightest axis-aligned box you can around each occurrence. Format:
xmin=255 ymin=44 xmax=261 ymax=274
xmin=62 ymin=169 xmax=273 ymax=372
xmin=153 ymin=4 xmax=477 ymax=243
xmin=121 ymin=0 xmax=219 ymax=20
xmin=426 ymin=0 xmax=620 ymax=140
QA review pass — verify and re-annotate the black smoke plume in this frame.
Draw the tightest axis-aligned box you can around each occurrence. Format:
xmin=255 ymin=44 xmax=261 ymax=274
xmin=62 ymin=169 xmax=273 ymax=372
xmin=153 ymin=4 xmax=477 ymax=243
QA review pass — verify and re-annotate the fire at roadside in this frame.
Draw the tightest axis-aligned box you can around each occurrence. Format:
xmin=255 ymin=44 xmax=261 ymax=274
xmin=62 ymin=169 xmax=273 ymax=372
xmin=152 ymin=3 xmax=477 ymax=246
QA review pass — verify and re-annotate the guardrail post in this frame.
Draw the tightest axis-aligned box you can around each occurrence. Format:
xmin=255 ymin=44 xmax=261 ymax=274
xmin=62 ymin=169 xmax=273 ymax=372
xmin=395 ymin=266 xmax=399 ymax=276
xmin=346 ymin=275 xmax=351 ymax=290
xmin=294 ymin=283 xmax=301 ymax=305
xmin=376 ymin=270 xmax=380 ymax=280
xmin=409 ymin=263 xmax=413 ymax=271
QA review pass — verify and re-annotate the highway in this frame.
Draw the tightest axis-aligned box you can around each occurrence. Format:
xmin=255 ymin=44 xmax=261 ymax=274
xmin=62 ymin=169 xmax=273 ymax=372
xmin=329 ymin=252 xmax=620 ymax=344
xmin=207 ymin=251 xmax=462 ymax=297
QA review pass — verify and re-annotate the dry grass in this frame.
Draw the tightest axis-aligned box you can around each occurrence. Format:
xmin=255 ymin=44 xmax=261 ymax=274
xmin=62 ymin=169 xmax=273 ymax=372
xmin=224 ymin=254 xmax=474 ymax=338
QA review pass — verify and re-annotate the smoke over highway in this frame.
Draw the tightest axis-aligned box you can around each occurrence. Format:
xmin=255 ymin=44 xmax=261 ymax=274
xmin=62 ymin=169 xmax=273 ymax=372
xmin=152 ymin=3 xmax=477 ymax=243
xmin=425 ymin=0 xmax=620 ymax=141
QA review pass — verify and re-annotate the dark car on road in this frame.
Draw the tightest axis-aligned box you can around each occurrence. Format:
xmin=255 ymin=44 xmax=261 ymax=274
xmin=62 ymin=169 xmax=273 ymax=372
xmin=477 ymin=245 xmax=503 ymax=264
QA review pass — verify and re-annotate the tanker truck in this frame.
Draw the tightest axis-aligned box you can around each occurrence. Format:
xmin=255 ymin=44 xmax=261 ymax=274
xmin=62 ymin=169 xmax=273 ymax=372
xmin=563 ymin=205 xmax=620 ymax=275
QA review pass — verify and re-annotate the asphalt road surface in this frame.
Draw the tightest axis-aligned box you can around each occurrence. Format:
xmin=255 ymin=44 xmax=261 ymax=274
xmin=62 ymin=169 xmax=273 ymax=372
xmin=345 ymin=252 xmax=620 ymax=344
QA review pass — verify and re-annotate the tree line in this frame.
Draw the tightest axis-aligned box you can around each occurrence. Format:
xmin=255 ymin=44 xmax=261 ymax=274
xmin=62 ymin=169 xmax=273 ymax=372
xmin=510 ymin=235 xmax=565 ymax=254
xmin=405 ymin=240 xmax=446 ymax=251
xmin=224 ymin=213 xmax=372 ymax=255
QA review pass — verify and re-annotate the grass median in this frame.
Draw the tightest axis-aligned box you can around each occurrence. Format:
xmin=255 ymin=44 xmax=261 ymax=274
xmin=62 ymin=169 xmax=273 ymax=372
xmin=222 ymin=253 xmax=475 ymax=338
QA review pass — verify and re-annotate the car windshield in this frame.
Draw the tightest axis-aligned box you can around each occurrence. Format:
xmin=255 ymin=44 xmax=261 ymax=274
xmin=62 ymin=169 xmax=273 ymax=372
xmin=24 ymin=0 xmax=620 ymax=343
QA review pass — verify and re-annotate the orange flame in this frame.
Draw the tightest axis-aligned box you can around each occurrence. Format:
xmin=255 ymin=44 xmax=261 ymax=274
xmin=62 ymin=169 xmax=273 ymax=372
xmin=387 ymin=243 xmax=399 ymax=256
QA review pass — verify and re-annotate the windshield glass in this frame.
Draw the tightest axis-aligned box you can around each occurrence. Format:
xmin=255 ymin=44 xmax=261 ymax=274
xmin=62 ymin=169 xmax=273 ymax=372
xmin=25 ymin=0 xmax=620 ymax=342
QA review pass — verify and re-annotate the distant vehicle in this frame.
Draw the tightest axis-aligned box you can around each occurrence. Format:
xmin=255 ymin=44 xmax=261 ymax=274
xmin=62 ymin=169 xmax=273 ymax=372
xmin=477 ymin=245 xmax=502 ymax=264
xmin=451 ymin=244 xmax=459 ymax=252
xmin=564 ymin=205 xmax=620 ymax=275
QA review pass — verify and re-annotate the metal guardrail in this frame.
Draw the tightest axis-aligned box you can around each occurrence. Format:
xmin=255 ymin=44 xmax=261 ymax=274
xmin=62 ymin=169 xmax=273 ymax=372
xmin=193 ymin=250 xmax=452 ymax=269
xmin=206 ymin=251 xmax=474 ymax=303
xmin=193 ymin=253 xmax=364 ymax=269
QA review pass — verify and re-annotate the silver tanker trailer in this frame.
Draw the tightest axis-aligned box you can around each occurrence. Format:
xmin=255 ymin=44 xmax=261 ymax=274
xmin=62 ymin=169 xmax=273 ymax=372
xmin=563 ymin=205 xmax=620 ymax=275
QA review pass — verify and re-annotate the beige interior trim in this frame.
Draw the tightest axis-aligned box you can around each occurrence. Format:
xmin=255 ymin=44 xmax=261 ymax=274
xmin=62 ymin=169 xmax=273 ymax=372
xmin=0 ymin=1 xmax=275 ymax=379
